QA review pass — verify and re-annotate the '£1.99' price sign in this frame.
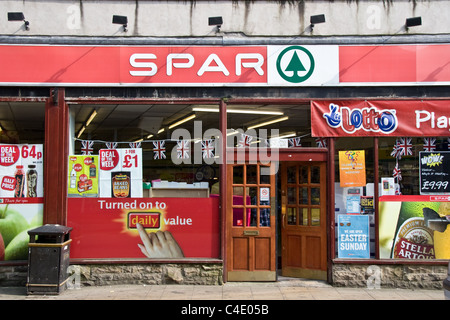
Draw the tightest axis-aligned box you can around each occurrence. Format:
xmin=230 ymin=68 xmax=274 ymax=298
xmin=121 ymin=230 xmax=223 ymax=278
xmin=0 ymin=144 xmax=44 ymax=198
xmin=98 ymin=148 xmax=143 ymax=198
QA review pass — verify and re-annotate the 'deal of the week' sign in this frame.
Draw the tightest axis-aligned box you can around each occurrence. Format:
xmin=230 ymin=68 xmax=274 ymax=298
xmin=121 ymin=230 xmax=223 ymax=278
xmin=0 ymin=44 xmax=448 ymax=87
xmin=311 ymin=100 xmax=450 ymax=137
xmin=0 ymin=144 xmax=43 ymax=198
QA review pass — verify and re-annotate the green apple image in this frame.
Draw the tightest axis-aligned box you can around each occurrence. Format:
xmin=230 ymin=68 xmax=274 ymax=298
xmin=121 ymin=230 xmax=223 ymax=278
xmin=0 ymin=233 xmax=4 ymax=261
xmin=29 ymin=208 xmax=43 ymax=228
xmin=0 ymin=204 xmax=29 ymax=247
xmin=4 ymin=229 xmax=30 ymax=261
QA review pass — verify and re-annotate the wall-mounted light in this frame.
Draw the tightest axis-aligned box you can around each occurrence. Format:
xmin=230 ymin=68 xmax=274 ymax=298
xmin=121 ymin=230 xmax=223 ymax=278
xmin=208 ymin=16 xmax=223 ymax=32
xmin=112 ymin=15 xmax=128 ymax=32
xmin=405 ymin=16 xmax=422 ymax=30
xmin=310 ymin=14 xmax=325 ymax=31
xmin=8 ymin=12 xmax=29 ymax=30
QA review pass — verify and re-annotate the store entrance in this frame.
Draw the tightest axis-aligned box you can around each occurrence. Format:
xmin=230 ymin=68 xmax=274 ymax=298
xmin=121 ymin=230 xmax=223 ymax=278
xmin=226 ymin=162 xmax=277 ymax=281
xmin=280 ymin=161 xmax=327 ymax=280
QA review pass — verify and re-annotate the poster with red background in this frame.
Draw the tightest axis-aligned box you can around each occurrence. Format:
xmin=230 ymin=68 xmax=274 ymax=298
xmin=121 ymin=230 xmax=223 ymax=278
xmin=67 ymin=197 xmax=220 ymax=259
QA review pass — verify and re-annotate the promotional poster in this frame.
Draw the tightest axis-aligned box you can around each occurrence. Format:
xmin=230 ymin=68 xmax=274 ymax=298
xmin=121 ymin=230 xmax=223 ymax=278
xmin=98 ymin=148 xmax=143 ymax=198
xmin=68 ymin=155 xmax=99 ymax=197
xmin=0 ymin=144 xmax=44 ymax=261
xmin=67 ymin=197 xmax=220 ymax=259
xmin=379 ymin=196 xmax=450 ymax=259
xmin=339 ymin=150 xmax=366 ymax=188
xmin=338 ymin=215 xmax=370 ymax=259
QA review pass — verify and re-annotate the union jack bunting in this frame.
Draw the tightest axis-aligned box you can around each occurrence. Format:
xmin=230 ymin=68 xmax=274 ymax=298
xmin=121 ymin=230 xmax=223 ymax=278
xmin=202 ymin=139 xmax=215 ymax=158
xmin=238 ymin=134 xmax=252 ymax=147
xmin=390 ymin=139 xmax=401 ymax=159
xmin=129 ymin=142 xmax=141 ymax=149
xmin=81 ymin=140 xmax=94 ymax=155
xmin=288 ymin=137 xmax=302 ymax=147
xmin=422 ymin=138 xmax=436 ymax=152
xmin=106 ymin=142 xmax=117 ymax=149
xmin=176 ymin=140 xmax=190 ymax=159
xmin=392 ymin=163 xmax=402 ymax=181
xmin=315 ymin=137 xmax=327 ymax=148
xmin=153 ymin=140 xmax=166 ymax=160
xmin=397 ymin=137 xmax=413 ymax=158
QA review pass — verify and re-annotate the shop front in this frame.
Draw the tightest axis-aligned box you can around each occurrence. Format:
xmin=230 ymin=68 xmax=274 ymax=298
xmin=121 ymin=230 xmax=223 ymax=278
xmin=0 ymin=42 xmax=449 ymax=287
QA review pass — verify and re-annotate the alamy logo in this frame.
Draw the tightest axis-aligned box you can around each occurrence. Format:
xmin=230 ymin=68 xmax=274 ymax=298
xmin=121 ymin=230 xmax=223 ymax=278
xmin=323 ymin=103 xmax=398 ymax=134
xmin=276 ymin=46 xmax=315 ymax=83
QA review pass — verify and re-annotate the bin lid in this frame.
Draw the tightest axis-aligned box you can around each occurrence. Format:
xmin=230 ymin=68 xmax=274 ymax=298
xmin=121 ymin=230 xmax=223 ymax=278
xmin=27 ymin=224 xmax=72 ymax=236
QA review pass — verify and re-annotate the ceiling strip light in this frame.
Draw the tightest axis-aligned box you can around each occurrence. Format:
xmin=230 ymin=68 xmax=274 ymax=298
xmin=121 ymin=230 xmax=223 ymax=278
xmin=193 ymin=107 xmax=283 ymax=115
xmin=247 ymin=116 xmax=289 ymax=130
xmin=85 ymin=110 xmax=97 ymax=127
xmin=168 ymin=114 xmax=196 ymax=129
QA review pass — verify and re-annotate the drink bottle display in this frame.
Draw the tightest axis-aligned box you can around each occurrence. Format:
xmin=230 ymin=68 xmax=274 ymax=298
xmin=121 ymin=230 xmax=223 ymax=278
xmin=14 ymin=165 xmax=25 ymax=197
xmin=26 ymin=165 xmax=37 ymax=197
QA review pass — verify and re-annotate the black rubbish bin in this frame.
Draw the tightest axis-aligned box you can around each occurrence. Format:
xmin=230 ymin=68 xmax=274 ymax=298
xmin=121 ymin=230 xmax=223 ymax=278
xmin=26 ymin=224 xmax=72 ymax=295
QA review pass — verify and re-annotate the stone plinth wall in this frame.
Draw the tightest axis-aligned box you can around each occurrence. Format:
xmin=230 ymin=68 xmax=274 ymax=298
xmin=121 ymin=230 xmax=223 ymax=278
xmin=70 ymin=263 xmax=224 ymax=286
xmin=332 ymin=263 xmax=447 ymax=289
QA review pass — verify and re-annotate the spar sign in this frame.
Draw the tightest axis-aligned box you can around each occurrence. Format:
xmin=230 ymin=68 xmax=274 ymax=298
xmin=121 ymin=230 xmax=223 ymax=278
xmin=311 ymin=100 xmax=450 ymax=137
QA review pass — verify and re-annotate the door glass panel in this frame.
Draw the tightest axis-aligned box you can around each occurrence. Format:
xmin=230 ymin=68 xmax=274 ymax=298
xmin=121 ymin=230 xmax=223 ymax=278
xmin=233 ymin=166 xmax=244 ymax=184
xmin=311 ymin=208 xmax=320 ymax=226
xmin=287 ymin=166 xmax=296 ymax=184
xmin=311 ymin=166 xmax=320 ymax=184
xmin=311 ymin=187 xmax=320 ymax=205
xmin=287 ymin=187 xmax=296 ymax=204
xmin=301 ymin=208 xmax=308 ymax=226
xmin=250 ymin=208 xmax=257 ymax=226
xmin=249 ymin=187 xmax=257 ymax=205
xmin=247 ymin=165 xmax=257 ymax=184
xmin=287 ymin=207 xmax=296 ymax=225
xmin=299 ymin=187 xmax=308 ymax=204
xmin=260 ymin=208 xmax=270 ymax=227
xmin=299 ymin=166 xmax=308 ymax=184
xmin=260 ymin=166 xmax=270 ymax=184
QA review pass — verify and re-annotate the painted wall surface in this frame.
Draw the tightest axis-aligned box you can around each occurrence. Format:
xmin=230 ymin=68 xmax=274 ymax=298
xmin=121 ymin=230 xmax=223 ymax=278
xmin=0 ymin=0 xmax=447 ymax=37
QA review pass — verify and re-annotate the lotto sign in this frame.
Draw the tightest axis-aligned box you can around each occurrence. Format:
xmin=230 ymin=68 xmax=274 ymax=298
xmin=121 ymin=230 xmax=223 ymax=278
xmin=98 ymin=148 xmax=143 ymax=198
xmin=0 ymin=144 xmax=43 ymax=198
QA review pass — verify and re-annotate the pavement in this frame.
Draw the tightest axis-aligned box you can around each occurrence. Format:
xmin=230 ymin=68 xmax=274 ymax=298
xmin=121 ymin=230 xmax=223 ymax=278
xmin=0 ymin=277 xmax=446 ymax=301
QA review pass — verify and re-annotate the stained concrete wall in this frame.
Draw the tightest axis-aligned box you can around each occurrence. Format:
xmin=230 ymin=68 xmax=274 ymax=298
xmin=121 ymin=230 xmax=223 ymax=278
xmin=0 ymin=0 xmax=447 ymax=37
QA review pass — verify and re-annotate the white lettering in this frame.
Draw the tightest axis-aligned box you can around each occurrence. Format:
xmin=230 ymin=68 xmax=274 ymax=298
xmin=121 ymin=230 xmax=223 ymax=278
xmin=129 ymin=53 xmax=157 ymax=76
xmin=236 ymin=53 xmax=264 ymax=76
xmin=166 ymin=53 xmax=194 ymax=76
xmin=197 ymin=54 xmax=230 ymax=76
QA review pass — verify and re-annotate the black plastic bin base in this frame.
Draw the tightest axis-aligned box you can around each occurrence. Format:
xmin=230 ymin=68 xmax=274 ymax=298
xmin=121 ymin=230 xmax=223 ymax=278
xmin=27 ymin=281 xmax=68 ymax=295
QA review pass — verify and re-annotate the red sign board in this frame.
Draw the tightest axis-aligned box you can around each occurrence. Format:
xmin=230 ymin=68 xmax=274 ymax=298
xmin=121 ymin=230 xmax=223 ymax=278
xmin=67 ymin=197 xmax=220 ymax=259
xmin=311 ymin=100 xmax=450 ymax=137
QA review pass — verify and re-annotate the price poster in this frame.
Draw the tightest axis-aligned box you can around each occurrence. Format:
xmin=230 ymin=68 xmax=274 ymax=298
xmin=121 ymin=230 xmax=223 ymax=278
xmin=98 ymin=148 xmax=143 ymax=198
xmin=68 ymin=155 xmax=99 ymax=196
xmin=0 ymin=144 xmax=43 ymax=198
xmin=419 ymin=151 xmax=450 ymax=195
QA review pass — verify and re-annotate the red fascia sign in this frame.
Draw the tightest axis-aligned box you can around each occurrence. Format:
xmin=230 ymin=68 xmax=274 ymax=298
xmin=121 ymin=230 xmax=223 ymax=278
xmin=311 ymin=100 xmax=450 ymax=137
xmin=0 ymin=44 xmax=449 ymax=86
xmin=67 ymin=197 xmax=220 ymax=259
xmin=0 ymin=45 xmax=267 ymax=86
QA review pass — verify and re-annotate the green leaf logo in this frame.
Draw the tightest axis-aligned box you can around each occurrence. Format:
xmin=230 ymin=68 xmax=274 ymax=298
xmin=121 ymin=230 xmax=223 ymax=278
xmin=276 ymin=46 xmax=315 ymax=83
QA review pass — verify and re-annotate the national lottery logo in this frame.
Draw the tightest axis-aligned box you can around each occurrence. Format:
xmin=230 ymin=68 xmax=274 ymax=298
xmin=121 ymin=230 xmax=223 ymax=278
xmin=323 ymin=103 xmax=398 ymax=134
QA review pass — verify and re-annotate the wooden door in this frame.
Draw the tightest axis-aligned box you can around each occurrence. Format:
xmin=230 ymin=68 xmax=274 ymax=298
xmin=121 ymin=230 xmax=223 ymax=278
xmin=226 ymin=163 xmax=276 ymax=281
xmin=281 ymin=162 xmax=327 ymax=280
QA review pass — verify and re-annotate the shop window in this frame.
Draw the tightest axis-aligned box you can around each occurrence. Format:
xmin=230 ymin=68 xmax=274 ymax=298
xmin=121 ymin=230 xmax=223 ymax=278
xmin=334 ymin=137 xmax=375 ymax=259
xmin=0 ymin=102 xmax=45 ymax=262
xmin=66 ymin=104 xmax=221 ymax=260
